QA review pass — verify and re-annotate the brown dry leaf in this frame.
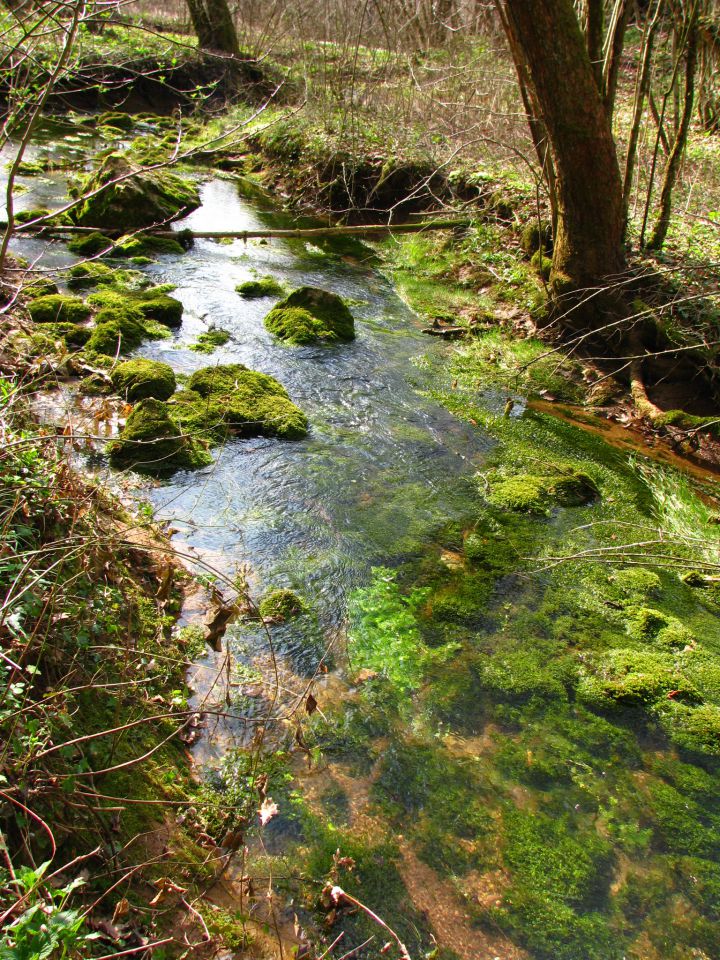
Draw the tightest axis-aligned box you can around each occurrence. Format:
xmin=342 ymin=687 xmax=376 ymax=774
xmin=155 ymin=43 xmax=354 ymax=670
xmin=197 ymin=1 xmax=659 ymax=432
xmin=259 ymin=796 xmax=279 ymax=826
xmin=305 ymin=693 xmax=318 ymax=715
xmin=112 ymin=898 xmax=130 ymax=924
xmin=149 ymin=877 xmax=188 ymax=906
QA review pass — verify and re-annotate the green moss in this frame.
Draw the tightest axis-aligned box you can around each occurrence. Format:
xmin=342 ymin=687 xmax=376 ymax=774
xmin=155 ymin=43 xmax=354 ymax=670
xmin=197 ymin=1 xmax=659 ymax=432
xmin=656 ymin=700 xmax=720 ymax=756
xmin=108 ymin=398 xmax=211 ymax=474
xmin=258 ymin=588 xmax=306 ymax=621
xmin=115 ymin=233 xmax=186 ymax=258
xmin=66 ymin=261 xmax=118 ymax=289
xmin=27 ymin=294 xmax=91 ymax=324
xmin=520 ymin=221 xmax=552 ymax=256
xmin=530 ymin=250 xmax=552 ymax=281
xmin=134 ymin=292 xmax=183 ymax=328
xmin=79 ymin=373 xmax=112 ymax=396
xmin=169 ymin=365 xmax=308 ymax=443
xmin=85 ymin=306 xmax=147 ymax=356
xmin=577 ymin=648 xmax=698 ymax=710
xmin=67 ymin=231 xmax=112 ymax=256
xmin=73 ymin=154 xmax=200 ymax=231
xmin=646 ymin=780 xmax=720 ymax=856
xmin=190 ymin=329 xmax=231 ymax=353
xmin=485 ymin=468 xmax=598 ymax=514
xmin=97 ymin=111 xmax=135 ymax=132
xmin=23 ymin=277 xmax=59 ymax=298
xmin=264 ymin=286 xmax=355 ymax=344
xmin=45 ymin=322 xmax=91 ymax=348
xmin=478 ymin=646 xmax=569 ymax=703
xmin=236 ymin=275 xmax=284 ymax=298
xmin=111 ymin=358 xmax=177 ymax=402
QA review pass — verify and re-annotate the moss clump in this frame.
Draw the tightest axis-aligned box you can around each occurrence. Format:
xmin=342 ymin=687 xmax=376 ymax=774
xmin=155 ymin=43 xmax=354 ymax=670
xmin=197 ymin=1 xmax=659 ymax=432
xmin=486 ymin=468 xmax=598 ymax=514
xmin=174 ymin=364 xmax=308 ymax=441
xmin=67 ymin=261 xmax=118 ymax=289
xmin=656 ymin=701 xmax=720 ymax=756
xmin=97 ymin=111 xmax=135 ymax=132
xmin=258 ymin=588 xmax=306 ymax=621
xmin=85 ymin=305 xmax=148 ymax=356
xmin=79 ymin=373 xmax=112 ymax=395
xmin=15 ymin=208 xmax=50 ymax=224
xmin=134 ymin=292 xmax=183 ymax=328
xmin=530 ymin=249 xmax=552 ymax=281
xmin=577 ymin=648 xmax=698 ymax=710
xmin=190 ymin=329 xmax=231 ymax=353
xmin=236 ymin=276 xmax=284 ymax=298
xmin=115 ymin=234 xmax=186 ymax=258
xmin=520 ymin=221 xmax=552 ymax=256
xmin=72 ymin=154 xmax=200 ymax=231
xmin=264 ymin=286 xmax=355 ymax=344
xmin=108 ymin=398 xmax=211 ymax=474
xmin=28 ymin=294 xmax=90 ymax=324
xmin=111 ymin=359 xmax=177 ymax=402
xmin=67 ymin=231 xmax=112 ymax=256
xmin=23 ymin=277 xmax=59 ymax=298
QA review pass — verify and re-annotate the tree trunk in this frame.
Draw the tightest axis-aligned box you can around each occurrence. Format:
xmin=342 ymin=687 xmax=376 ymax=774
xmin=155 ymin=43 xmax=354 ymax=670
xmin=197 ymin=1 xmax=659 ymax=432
xmin=186 ymin=0 xmax=239 ymax=56
xmin=498 ymin=0 xmax=627 ymax=328
xmin=647 ymin=14 xmax=699 ymax=249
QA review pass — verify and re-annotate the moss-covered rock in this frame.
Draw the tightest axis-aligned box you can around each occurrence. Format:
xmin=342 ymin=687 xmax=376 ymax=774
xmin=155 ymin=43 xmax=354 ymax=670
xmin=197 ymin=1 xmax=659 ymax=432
xmin=134 ymin=292 xmax=183 ymax=328
xmin=115 ymin=234 xmax=186 ymax=258
xmin=97 ymin=111 xmax=135 ymax=132
xmin=67 ymin=261 xmax=118 ymax=289
xmin=172 ymin=363 xmax=308 ymax=441
xmin=72 ymin=155 xmax=200 ymax=231
xmin=85 ymin=305 xmax=148 ymax=356
xmin=258 ymin=588 xmax=306 ymax=621
xmin=28 ymin=294 xmax=91 ymax=324
xmin=264 ymin=286 xmax=355 ymax=344
xmin=67 ymin=231 xmax=113 ymax=256
xmin=111 ymin=358 xmax=177 ymax=402
xmin=108 ymin=398 xmax=211 ymax=474
xmin=656 ymin=701 xmax=720 ymax=756
xmin=236 ymin=276 xmax=284 ymax=299
xmin=23 ymin=277 xmax=59 ymax=298
xmin=190 ymin=329 xmax=231 ymax=354
xmin=486 ymin=468 xmax=598 ymax=514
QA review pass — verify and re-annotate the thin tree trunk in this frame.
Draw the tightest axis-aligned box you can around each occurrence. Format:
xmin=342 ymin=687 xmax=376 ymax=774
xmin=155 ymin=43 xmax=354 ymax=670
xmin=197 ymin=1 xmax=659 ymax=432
xmin=602 ymin=0 xmax=632 ymax=112
xmin=622 ymin=0 xmax=662 ymax=220
xmin=647 ymin=13 xmax=699 ymax=249
xmin=586 ymin=0 xmax=604 ymax=89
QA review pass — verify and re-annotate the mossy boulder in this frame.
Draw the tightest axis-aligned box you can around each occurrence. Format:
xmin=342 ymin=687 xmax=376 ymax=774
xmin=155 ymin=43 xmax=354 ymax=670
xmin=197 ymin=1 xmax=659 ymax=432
xmin=530 ymin=250 xmax=552 ymax=282
xmin=108 ymin=398 xmax=211 ymax=475
xmin=67 ymin=261 xmax=118 ymax=289
xmin=172 ymin=363 xmax=308 ymax=441
xmin=72 ymin=155 xmax=200 ymax=231
xmin=67 ymin=231 xmax=112 ymax=256
xmin=657 ymin=701 xmax=720 ymax=756
xmin=43 ymin=322 xmax=91 ymax=348
xmin=28 ymin=294 xmax=91 ymax=324
xmin=236 ymin=276 xmax=284 ymax=299
xmin=115 ymin=234 xmax=186 ymax=259
xmin=111 ymin=358 xmax=177 ymax=402
xmin=85 ymin=305 xmax=148 ymax=356
xmin=264 ymin=286 xmax=355 ymax=344
xmin=134 ymin=292 xmax=183 ymax=328
xmin=486 ymin=468 xmax=598 ymax=514
xmin=258 ymin=588 xmax=306 ymax=621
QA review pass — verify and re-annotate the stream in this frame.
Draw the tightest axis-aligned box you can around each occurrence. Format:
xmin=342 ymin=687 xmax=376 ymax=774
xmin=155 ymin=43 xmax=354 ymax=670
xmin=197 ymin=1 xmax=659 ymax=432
xmin=8 ymin=128 xmax=720 ymax=960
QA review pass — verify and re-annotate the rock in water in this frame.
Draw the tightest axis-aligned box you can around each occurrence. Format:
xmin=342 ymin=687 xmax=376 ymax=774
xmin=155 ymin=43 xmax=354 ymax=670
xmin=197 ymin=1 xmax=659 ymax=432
xmin=264 ymin=286 xmax=355 ymax=344
xmin=72 ymin=155 xmax=200 ymax=231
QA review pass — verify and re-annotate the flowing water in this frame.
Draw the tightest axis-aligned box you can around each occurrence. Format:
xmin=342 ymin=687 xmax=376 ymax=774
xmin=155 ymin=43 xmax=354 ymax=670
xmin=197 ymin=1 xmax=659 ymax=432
xmin=10 ymin=133 xmax=720 ymax=960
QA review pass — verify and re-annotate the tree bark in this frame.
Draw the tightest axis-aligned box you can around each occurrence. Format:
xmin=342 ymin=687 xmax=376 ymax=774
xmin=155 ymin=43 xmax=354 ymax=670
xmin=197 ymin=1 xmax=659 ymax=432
xmin=497 ymin=0 xmax=627 ymax=328
xmin=186 ymin=0 xmax=239 ymax=56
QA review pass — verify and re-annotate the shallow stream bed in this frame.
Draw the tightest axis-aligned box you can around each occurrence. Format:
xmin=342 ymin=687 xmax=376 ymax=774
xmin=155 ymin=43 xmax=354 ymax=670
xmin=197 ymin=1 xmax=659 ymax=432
xmin=10 ymin=145 xmax=720 ymax=960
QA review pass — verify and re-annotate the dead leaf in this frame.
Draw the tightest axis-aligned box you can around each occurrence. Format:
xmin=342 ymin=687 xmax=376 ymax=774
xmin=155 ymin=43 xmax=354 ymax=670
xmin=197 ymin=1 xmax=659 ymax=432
xmin=305 ymin=693 xmax=318 ymax=715
xmin=259 ymin=797 xmax=278 ymax=826
xmin=149 ymin=877 xmax=188 ymax=906
xmin=112 ymin=898 xmax=130 ymax=924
